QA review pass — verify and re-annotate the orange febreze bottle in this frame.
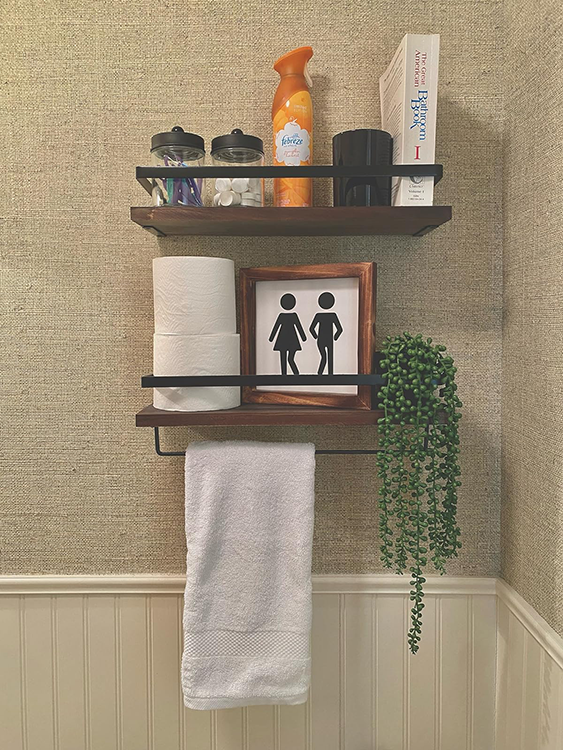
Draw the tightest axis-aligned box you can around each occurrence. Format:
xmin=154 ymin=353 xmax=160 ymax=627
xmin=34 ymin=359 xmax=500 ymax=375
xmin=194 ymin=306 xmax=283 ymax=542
xmin=273 ymin=46 xmax=313 ymax=207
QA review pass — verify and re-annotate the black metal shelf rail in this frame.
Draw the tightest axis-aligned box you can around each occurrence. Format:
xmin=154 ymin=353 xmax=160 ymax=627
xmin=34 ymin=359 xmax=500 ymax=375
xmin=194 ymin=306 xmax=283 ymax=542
xmin=142 ymin=374 xmax=385 ymax=388
xmin=143 ymin=373 xmax=387 ymax=457
xmin=136 ymin=164 xmax=443 ymax=196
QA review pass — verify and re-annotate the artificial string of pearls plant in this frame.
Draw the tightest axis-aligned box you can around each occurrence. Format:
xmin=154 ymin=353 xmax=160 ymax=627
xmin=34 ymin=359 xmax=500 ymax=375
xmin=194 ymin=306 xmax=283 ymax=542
xmin=377 ymin=333 xmax=462 ymax=654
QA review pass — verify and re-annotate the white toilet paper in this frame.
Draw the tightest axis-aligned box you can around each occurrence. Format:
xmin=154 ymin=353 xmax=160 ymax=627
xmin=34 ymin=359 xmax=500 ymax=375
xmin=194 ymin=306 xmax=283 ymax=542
xmin=153 ymin=257 xmax=236 ymax=335
xmin=153 ymin=333 xmax=241 ymax=412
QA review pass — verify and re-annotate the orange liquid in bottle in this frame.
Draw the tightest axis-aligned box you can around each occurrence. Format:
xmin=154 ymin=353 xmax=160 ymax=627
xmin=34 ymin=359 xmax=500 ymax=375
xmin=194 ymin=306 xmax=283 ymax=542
xmin=273 ymin=47 xmax=313 ymax=207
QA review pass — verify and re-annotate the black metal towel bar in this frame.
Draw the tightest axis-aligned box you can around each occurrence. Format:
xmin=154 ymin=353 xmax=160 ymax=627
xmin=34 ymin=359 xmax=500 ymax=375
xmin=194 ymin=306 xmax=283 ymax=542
xmin=153 ymin=426 xmax=384 ymax=457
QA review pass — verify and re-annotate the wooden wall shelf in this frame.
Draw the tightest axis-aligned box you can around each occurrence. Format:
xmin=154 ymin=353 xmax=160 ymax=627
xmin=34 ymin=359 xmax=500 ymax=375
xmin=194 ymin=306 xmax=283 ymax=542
xmin=132 ymin=165 xmax=451 ymax=453
xmin=130 ymin=205 xmax=451 ymax=237
xmin=136 ymin=404 xmax=384 ymax=427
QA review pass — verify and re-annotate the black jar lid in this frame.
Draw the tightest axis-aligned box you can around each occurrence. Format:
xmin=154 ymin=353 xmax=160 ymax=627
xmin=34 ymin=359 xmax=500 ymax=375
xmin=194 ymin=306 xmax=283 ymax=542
xmin=151 ymin=126 xmax=205 ymax=152
xmin=211 ymin=129 xmax=264 ymax=155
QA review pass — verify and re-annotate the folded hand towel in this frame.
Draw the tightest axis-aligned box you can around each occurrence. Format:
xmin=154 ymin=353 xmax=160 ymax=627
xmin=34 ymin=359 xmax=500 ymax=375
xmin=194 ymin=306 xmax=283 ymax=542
xmin=182 ymin=441 xmax=316 ymax=709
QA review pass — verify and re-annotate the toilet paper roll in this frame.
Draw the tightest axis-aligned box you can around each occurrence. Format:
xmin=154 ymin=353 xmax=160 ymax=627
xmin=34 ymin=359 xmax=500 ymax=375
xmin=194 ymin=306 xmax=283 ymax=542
xmin=153 ymin=256 xmax=236 ymax=335
xmin=153 ymin=333 xmax=241 ymax=412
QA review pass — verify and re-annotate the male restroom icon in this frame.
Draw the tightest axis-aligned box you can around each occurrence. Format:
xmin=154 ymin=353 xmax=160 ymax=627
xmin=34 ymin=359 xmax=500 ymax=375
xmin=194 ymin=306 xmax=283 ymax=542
xmin=309 ymin=292 xmax=343 ymax=375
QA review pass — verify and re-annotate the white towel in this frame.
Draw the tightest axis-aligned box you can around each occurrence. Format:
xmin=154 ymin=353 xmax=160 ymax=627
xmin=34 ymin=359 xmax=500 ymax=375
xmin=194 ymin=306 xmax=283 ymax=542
xmin=182 ymin=441 xmax=316 ymax=710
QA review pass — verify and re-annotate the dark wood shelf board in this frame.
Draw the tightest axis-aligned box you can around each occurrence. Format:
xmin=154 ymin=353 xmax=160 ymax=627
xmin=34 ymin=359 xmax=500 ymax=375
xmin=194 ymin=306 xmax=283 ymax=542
xmin=136 ymin=404 xmax=384 ymax=427
xmin=130 ymin=206 xmax=452 ymax=237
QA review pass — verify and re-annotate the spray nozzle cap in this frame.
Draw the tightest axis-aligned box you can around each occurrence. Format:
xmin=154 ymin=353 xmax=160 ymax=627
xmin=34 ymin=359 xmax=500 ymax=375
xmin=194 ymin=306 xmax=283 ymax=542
xmin=274 ymin=46 xmax=313 ymax=80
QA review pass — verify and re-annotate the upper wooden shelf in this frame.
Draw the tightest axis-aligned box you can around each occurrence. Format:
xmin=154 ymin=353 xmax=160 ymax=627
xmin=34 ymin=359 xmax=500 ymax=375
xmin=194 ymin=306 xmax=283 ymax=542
xmin=132 ymin=164 xmax=450 ymax=237
xmin=136 ymin=404 xmax=384 ymax=427
xmin=130 ymin=205 xmax=452 ymax=237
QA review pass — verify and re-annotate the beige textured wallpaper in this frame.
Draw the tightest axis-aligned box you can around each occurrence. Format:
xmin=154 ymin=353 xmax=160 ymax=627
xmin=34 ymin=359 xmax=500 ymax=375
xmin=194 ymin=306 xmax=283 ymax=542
xmin=502 ymin=0 xmax=563 ymax=636
xmin=0 ymin=0 xmax=503 ymax=575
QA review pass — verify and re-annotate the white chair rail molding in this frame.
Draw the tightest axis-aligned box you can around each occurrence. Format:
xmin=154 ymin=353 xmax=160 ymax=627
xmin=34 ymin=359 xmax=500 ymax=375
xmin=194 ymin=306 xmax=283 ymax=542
xmin=1 ymin=574 xmax=562 ymax=750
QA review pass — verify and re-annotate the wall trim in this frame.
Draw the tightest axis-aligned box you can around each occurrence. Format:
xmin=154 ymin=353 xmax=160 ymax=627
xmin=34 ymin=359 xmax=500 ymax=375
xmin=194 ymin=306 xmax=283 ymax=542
xmin=313 ymin=574 xmax=497 ymax=595
xmin=0 ymin=573 xmax=499 ymax=750
xmin=496 ymin=578 xmax=563 ymax=671
xmin=0 ymin=573 xmax=497 ymax=596
xmin=3 ymin=575 xmax=559 ymax=666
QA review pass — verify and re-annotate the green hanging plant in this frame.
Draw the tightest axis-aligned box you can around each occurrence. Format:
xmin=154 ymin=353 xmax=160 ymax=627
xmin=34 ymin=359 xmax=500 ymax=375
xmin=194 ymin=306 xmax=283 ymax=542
xmin=377 ymin=333 xmax=462 ymax=654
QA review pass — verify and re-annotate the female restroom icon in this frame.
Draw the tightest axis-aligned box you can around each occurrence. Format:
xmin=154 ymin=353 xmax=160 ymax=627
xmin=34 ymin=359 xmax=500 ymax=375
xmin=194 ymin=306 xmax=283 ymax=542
xmin=268 ymin=294 xmax=307 ymax=375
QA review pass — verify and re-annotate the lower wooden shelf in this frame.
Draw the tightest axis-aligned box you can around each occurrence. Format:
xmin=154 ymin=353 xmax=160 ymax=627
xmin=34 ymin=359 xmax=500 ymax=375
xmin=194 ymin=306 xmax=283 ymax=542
xmin=136 ymin=404 xmax=384 ymax=427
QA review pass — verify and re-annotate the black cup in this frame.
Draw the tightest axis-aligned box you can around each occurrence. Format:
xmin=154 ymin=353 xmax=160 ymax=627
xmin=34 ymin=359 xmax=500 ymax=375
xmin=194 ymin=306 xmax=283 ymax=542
xmin=332 ymin=129 xmax=393 ymax=207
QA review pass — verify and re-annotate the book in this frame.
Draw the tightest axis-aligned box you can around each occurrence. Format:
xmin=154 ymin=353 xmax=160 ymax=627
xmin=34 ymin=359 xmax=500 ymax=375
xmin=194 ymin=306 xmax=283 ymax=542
xmin=379 ymin=34 xmax=440 ymax=205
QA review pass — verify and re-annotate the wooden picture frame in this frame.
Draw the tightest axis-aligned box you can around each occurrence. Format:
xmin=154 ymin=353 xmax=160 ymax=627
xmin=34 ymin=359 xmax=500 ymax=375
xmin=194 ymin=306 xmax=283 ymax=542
xmin=240 ymin=262 xmax=376 ymax=409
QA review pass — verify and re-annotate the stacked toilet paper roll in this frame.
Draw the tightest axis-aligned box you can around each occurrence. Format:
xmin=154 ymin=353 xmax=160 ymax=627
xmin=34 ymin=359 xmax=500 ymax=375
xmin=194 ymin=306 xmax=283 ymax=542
xmin=152 ymin=257 xmax=240 ymax=411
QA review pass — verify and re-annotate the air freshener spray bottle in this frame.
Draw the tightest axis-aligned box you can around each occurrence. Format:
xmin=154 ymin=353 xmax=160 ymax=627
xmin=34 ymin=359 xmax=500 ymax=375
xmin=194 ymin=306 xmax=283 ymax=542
xmin=272 ymin=46 xmax=313 ymax=207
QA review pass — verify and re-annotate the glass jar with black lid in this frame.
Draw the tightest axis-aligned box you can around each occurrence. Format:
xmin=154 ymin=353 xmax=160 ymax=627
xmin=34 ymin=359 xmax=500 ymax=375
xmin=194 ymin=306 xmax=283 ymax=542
xmin=150 ymin=126 xmax=205 ymax=206
xmin=211 ymin=129 xmax=264 ymax=207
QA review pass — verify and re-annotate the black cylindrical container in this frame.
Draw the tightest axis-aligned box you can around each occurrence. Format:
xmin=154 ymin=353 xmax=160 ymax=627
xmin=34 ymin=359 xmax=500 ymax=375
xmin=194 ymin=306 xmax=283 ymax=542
xmin=332 ymin=129 xmax=393 ymax=207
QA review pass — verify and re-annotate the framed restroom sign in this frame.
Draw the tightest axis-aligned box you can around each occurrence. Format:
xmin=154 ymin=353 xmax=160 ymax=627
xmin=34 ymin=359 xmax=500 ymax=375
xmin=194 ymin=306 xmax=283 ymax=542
xmin=240 ymin=262 xmax=376 ymax=409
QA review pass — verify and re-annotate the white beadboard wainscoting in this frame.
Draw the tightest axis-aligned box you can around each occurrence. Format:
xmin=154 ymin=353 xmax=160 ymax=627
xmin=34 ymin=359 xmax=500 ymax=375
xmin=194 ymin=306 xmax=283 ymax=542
xmin=0 ymin=575 xmax=561 ymax=750
xmin=495 ymin=581 xmax=563 ymax=750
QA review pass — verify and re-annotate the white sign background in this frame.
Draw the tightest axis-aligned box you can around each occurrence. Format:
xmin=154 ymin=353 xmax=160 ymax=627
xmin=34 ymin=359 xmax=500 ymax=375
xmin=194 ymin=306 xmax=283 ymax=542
xmin=255 ymin=277 xmax=359 ymax=394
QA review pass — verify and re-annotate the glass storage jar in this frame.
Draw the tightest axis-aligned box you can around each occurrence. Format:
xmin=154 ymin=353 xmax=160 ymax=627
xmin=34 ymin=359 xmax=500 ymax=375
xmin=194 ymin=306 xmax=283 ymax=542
xmin=150 ymin=126 xmax=205 ymax=206
xmin=211 ymin=129 xmax=264 ymax=207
